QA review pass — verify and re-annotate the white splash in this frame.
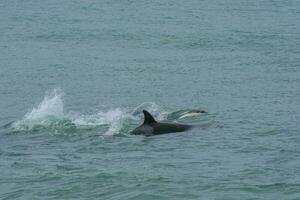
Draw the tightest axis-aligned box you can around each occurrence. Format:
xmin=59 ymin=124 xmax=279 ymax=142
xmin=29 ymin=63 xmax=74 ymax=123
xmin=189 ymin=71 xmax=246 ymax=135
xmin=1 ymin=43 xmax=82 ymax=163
xmin=68 ymin=108 xmax=130 ymax=135
xmin=11 ymin=89 xmax=169 ymax=135
xmin=131 ymin=102 xmax=166 ymax=121
xmin=12 ymin=89 xmax=65 ymax=130
xmin=12 ymin=89 xmax=135 ymax=135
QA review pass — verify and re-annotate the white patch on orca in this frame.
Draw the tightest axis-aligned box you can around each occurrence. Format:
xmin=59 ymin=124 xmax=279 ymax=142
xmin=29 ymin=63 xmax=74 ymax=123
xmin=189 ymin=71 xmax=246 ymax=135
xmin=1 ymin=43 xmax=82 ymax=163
xmin=178 ymin=112 xmax=202 ymax=119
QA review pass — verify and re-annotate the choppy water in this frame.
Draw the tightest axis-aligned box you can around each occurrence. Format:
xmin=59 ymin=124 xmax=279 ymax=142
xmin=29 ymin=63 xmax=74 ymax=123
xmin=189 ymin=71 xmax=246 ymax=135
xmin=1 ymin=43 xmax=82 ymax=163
xmin=1 ymin=0 xmax=300 ymax=199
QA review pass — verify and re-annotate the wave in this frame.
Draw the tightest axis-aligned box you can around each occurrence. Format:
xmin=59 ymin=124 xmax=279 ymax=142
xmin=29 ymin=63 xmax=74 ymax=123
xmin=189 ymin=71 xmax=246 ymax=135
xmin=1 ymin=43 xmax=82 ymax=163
xmin=8 ymin=89 xmax=207 ymax=135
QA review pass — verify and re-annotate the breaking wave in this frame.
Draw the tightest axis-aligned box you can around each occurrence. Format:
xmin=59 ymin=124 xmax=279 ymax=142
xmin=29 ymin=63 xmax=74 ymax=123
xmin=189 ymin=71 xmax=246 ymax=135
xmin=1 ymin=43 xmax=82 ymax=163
xmin=9 ymin=89 xmax=207 ymax=135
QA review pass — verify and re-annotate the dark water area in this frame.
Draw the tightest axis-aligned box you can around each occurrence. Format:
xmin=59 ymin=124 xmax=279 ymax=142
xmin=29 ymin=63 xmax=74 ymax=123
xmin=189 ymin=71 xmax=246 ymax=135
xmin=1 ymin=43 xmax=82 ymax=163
xmin=0 ymin=0 xmax=300 ymax=199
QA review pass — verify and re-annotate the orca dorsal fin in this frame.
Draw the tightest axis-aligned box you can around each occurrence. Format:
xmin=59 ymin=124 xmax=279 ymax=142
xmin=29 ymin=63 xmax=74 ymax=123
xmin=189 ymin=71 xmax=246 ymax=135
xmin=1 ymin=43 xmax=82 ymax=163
xmin=143 ymin=110 xmax=157 ymax=124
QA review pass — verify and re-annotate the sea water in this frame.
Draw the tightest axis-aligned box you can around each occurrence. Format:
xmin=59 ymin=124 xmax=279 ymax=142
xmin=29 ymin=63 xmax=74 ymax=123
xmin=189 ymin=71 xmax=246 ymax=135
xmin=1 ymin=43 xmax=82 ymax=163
xmin=0 ymin=0 xmax=300 ymax=199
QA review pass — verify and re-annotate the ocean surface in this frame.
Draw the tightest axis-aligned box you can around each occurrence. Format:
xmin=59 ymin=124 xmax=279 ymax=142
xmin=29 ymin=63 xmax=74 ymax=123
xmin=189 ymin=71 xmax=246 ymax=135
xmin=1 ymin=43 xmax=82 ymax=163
xmin=1 ymin=0 xmax=300 ymax=199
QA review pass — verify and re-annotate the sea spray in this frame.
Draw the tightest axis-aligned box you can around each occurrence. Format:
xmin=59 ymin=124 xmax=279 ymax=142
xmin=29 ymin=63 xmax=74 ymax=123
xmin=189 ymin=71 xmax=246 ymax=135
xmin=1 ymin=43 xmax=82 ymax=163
xmin=10 ymin=89 xmax=202 ymax=134
xmin=68 ymin=108 xmax=132 ymax=135
xmin=12 ymin=89 xmax=65 ymax=131
xmin=131 ymin=102 xmax=166 ymax=121
xmin=11 ymin=89 xmax=138 ymax=134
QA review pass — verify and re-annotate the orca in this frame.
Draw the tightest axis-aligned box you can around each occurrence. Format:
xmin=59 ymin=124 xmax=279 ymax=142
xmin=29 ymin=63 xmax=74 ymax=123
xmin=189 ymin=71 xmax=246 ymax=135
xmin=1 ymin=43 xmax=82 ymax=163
xmin=130 ymin=110 xmax=193 ymax=136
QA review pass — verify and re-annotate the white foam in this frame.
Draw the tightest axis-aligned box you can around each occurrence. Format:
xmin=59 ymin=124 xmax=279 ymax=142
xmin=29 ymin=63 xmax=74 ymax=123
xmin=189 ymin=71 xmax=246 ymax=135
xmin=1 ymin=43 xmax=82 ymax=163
xmin=11 ymin=89 xmax=136 ymax=135
xmin=131 ymin=102 xmax=166 ymax=121
xmin=12 ymin=89 xmax=65 ymax=130
xmin=68 ymin=108 xmax=130 ymax=135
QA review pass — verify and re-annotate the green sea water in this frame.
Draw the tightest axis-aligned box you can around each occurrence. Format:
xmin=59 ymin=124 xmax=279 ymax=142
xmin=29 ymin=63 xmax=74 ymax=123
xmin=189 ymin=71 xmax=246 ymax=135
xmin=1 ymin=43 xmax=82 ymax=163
xmin=1 ymin=0 xmax=300 ymax=199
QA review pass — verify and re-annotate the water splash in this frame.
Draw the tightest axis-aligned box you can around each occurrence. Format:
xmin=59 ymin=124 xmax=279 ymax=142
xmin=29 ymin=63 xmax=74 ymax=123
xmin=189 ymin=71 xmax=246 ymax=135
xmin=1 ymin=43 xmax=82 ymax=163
xmin=131 ymin=102 xmax=166 ymax=121
xmin=12 ymin=89 xmax=65 ymax=131
xmin=11 ymin=89 xmax=138 ymax=135
xmin=68 ymin=108 xmax=131 ymax=135
xmin=10 ymin=89 xmax=206 ymax=135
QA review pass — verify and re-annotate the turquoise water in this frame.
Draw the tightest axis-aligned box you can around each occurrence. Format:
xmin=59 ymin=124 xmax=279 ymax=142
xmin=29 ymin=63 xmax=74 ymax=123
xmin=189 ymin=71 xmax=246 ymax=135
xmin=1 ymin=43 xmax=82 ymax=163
xmin=1 ymin=0 xmax=300 ymax=199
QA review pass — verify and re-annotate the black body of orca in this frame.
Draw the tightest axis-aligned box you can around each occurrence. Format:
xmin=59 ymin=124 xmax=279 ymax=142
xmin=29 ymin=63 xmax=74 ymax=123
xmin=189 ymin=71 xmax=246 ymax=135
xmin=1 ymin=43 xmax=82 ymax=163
xmin=130 ymin=110 xmax=193 ymax=136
